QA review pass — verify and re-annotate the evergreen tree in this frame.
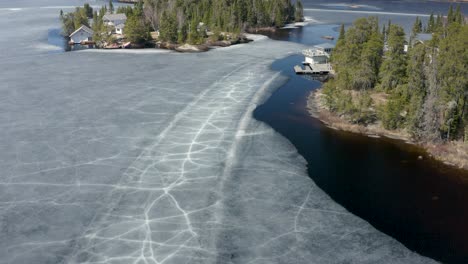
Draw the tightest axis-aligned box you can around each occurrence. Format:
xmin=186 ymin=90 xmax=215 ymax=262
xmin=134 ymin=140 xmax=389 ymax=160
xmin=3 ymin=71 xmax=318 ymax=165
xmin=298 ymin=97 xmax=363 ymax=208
xmin=405 ymin=44 xmax=427 ymax=137
xmin=379 ymin=25 xmax=407 ymax=91
xmin=447 ymin=5 xmax=454 ymax=24
xmin=436 ymin=14 xmax=443 ymax=29
xmin=84 ymin=3 xmax=93 ymax=18
xmin=295 ymin=0 xmax=304 ymax=22
xmin=437 ymin=25 xmax=467 ymax=139
xmin=455 ymin=5 xmax=463 ymax=25
xmin=382 ymin=24 xmax=386 ymax=38
xmin=74 ymin=7 xmax=90 ymax=30
xmin=61 ymin=13 xmax=76 ymax=35
xmin=178 ymin=21 xmax=188 ymax=44
xmin=159 ymin=11 xmax=178 ymax=43
xmin=413 ymin=17 xmax=422 ymax=34
xmin=387 ymin=19 xmax=391 ymax=35
xmin=188 ymin=18 xmax=201 ymax=44
xmin=125 ymin=15 xmax=150 ymax=44
xmin=274 ymin=6 xmax=285 ymax=27
xmin=355 ymin=31 xmax=383 ymax=89
xmin=109 ymin=0 xmax=114 ymax=14
xmin=427 ymin=13 xmax=435 ymax=33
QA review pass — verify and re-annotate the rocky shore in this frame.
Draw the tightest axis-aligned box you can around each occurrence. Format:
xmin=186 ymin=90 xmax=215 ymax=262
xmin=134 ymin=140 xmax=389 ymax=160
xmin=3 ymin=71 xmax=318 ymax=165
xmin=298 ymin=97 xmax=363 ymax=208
xmin=157 ymin=35 xmax=253 ymax=53
xmin=309 ymin=89 xmax=468 ymax=170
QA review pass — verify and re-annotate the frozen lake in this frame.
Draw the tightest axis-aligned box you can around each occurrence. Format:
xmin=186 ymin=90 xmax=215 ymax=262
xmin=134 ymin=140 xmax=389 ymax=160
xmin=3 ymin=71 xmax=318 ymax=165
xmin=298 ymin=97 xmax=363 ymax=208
xmin=0 ymin=1 xmax=439 ymax=263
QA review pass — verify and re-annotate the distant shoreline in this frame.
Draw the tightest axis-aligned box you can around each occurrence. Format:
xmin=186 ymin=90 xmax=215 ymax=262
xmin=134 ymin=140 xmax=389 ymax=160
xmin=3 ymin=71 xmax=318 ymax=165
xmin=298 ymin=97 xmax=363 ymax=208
xmin=429 ymin=0 xmax=468 ymax=3
xmin=116 ymin=0 xmax=138 ymax=3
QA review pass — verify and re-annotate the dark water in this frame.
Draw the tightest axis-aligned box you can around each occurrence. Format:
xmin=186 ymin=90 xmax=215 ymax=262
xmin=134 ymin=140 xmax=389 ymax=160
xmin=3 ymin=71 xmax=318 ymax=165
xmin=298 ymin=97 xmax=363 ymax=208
xmin=254 ymin=2 xmax=468 ymax=263
xmin=254 ymin=54 xmax=468 ymax=264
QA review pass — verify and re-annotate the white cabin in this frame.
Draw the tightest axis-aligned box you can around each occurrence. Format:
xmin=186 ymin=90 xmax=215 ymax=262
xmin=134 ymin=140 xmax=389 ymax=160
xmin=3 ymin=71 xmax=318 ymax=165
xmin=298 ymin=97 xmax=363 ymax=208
xmin=303 ymin=48 xmax=330 ymax=65
xmin=69 ymin=25 xmax=94 ymax=44
xmin=115 ymin=23 xmax=125 ymax=35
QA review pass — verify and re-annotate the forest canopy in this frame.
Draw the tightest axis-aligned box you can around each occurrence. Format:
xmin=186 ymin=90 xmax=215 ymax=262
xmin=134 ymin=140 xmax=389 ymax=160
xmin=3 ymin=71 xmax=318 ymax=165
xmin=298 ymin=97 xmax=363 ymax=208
xmin=61 ymin=0 xmax=304 ymax=45
xmin=143 ymin=0 xmax=304 ymax=43
xmin=323 ymin=6 xmax=467 ymax=143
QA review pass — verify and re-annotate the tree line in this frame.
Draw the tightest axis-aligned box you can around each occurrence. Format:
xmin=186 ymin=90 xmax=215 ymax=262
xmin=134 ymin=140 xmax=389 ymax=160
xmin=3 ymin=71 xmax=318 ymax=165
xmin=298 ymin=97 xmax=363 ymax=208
xmin=323 ymin=6 xmax=467 ymax=143
xmin=61 ymin=0 xmax=304 ymax=45
xmin=144 ymin=0 xmax=303 ymax=43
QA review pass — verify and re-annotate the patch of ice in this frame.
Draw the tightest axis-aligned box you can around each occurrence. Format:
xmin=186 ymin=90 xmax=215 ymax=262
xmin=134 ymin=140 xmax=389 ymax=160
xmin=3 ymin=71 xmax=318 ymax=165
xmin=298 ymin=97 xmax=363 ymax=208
xmin=282 ymin=16 xmax=321 ymax=29
xmin=0 ymin=7 xmax=24 ymax=12
xmin=33 ymin=43 xmax=63 ymax=52
xmin=244 ymin=33 xmax=269 ymax=42
xmin=304 ymin=8 xmax=431 ymax=17
xmin=0 ymin=2 xmax=440 ymax=264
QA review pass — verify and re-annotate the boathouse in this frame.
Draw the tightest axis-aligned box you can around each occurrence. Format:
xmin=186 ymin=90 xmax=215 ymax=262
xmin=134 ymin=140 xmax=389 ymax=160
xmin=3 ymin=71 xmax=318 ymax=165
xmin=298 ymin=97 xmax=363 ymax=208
xmin=294 ymin=43 xmax=335 ymax=76
xmin=303 ymin=43 xmax=335 ymax=65
xmin=69 ymin=25 xmax=94 ymax=44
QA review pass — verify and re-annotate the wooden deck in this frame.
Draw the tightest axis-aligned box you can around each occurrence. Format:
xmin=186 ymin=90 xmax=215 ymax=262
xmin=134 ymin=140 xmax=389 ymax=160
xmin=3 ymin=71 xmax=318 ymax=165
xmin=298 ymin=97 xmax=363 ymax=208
xmin=294 ymin=64 xmax=333 ymax=75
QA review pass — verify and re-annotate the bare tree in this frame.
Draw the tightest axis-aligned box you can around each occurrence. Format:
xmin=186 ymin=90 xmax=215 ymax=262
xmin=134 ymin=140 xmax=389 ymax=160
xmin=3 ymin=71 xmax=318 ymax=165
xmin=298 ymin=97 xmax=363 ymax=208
xmin=144 ymin=0 xmax=159 ymax=30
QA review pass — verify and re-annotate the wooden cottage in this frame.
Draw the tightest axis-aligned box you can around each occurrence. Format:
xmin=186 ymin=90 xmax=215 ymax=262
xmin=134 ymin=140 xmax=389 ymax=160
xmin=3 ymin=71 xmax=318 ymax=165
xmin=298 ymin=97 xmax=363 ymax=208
xmin=69 ymin=25 xmax=94 ymax=44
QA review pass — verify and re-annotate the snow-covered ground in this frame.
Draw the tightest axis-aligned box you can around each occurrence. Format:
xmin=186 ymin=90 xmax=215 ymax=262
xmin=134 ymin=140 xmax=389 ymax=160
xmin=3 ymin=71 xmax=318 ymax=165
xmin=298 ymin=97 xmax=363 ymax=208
xmin=281 ymin=16 xmax=321 ymax=29
xmin=0 ymin=2 xmax=437 ymax=264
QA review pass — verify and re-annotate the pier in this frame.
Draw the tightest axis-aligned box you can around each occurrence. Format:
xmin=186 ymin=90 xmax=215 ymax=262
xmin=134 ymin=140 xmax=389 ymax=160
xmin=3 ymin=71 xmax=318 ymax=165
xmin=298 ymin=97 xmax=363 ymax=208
xmin=294 ymin=64 xmax=332 ymax=75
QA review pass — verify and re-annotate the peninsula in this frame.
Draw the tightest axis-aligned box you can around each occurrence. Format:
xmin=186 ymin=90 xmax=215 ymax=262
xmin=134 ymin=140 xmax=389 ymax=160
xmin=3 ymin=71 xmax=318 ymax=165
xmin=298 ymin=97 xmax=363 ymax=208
xmin=60 ymin=0 xmax=304 ymax=51
xmin=311 ymin=6 xmax=468 ymax=169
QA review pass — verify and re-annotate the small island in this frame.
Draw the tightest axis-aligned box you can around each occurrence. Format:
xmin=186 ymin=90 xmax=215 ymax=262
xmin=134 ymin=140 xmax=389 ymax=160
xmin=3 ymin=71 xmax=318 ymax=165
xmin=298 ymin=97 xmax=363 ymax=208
xmin=311 ymin=6 xmax=468 ymax=169
xmin=60 ymin=0 xmax=304 ymax=51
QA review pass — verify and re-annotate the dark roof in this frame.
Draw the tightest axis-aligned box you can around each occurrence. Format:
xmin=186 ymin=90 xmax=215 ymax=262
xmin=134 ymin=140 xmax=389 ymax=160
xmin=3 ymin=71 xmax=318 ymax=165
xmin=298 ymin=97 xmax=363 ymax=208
xmin=415 ymin=33 xmax=432 ymax=42
xmin=103 ymin=13 xmax=127 ymax=21
xmin=70 ymin=25 xmax=94 ymax=37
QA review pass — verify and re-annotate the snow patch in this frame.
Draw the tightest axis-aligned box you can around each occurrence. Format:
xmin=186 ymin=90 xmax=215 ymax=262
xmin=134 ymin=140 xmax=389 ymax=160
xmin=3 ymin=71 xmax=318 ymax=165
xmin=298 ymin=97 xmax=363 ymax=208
xmin=282 ymin=16 xmax=321 ymax=29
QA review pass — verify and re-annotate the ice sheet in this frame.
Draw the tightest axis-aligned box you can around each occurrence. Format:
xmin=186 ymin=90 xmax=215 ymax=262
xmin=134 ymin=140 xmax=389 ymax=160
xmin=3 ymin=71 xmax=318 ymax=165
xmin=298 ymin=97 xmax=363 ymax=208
xmin=0 ymin=3 xmax=437 ymax=264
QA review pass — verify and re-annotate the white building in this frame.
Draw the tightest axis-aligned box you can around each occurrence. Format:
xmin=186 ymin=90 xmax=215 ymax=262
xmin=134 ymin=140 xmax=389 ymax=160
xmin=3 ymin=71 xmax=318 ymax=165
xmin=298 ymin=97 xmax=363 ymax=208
xmin=69 ymin=25 xmax=94 ymax=44
xmin=103 ymin=13 xmax=127 ymax=27
xmin=115 ymin=23 xmax=125 ymax=35
xmin=295 ymin=44 xmax=334 ymax=75
xmin=303 ymin=49 xmax=330 ymax=65
xmin=302 ymin=43 xmax=334 ymax=65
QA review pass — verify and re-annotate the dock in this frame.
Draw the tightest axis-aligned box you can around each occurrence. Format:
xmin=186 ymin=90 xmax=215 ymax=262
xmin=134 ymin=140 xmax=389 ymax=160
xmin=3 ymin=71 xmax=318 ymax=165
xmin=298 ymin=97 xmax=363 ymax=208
xmin=294 ymin=63 xmax=333 ymax=75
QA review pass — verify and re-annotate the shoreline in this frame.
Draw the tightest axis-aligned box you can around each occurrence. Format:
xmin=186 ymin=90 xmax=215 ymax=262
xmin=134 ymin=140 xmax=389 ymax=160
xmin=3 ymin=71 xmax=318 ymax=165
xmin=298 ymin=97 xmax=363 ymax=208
xmin=158 ymin=35 xmax=254 ymax=53
xmin=308 ymin=88 xmax=468 ymax=171
xmin=68 ymin=34 xmax=254 ymax=53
